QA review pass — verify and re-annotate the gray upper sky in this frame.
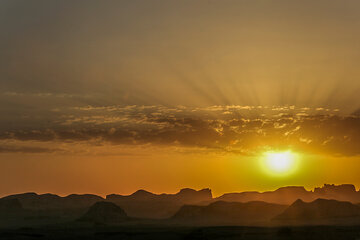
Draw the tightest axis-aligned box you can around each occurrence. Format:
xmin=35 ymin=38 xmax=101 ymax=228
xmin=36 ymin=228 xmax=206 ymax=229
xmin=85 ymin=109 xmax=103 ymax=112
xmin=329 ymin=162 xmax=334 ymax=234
xmin=1 ymin=0 xmax=360 ymax=112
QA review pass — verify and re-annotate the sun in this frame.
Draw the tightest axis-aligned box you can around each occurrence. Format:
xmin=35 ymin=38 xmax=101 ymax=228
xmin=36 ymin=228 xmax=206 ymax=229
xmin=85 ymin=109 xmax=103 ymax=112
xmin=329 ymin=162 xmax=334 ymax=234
xmin=266 ymin=152 xmax=294 ymax=172
xmin=260 ymin=151 xmax=299 ymax=176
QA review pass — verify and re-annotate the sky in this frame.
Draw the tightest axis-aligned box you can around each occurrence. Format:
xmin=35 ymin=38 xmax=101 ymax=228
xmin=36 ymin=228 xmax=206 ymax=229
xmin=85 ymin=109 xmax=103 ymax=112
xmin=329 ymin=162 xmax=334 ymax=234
xmin=1 ymin=0 xmax=360 ymax=197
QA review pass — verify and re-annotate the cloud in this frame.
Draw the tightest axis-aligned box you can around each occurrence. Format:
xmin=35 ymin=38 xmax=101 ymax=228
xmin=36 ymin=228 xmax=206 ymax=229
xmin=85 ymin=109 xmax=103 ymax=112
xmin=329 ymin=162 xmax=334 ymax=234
xmin=0 ymin=105 xmax=359 ymax=156
xmin=0 ymin=145 xmax=58 ymax=153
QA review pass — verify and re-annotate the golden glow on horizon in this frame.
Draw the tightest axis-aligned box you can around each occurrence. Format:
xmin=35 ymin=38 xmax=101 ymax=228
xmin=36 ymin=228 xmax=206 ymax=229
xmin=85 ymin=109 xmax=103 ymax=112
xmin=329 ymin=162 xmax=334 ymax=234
xmin=260 ymin=151 xmax=299 ymax=177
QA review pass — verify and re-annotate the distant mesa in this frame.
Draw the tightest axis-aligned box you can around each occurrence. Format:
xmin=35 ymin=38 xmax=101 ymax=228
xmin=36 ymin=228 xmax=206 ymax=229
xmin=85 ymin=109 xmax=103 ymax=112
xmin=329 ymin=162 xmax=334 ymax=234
xmin=172 ymin=201 xmax=287 ymax=225
xmin=1 ymin=184 xmax=360 ymax=224
xmin=176 ymin=188 xmax=213 ymax=203
xmin=79 ymin=201 xmax=128 ymax=224
xmin=106 ymin=188 xmax=212 ymax=203
xmin=2 ymin=192 xmax=104 ymax=210
xmin=313 ymin=184 xmax=359 ymax=202
xmin=216 ymin=186 xmax=312 ymax=205
xmin=106 ymin=188 xmax=212 ymax=219
xmin=314 ymin=184 xmax=356 ymax=193
xmin=216 ymin=184 xmax=360 ymax=205
xmin=0 ymin=188 xmax=213 ymax=220
xmin=274 ymin=198 xmax=360 ymax=223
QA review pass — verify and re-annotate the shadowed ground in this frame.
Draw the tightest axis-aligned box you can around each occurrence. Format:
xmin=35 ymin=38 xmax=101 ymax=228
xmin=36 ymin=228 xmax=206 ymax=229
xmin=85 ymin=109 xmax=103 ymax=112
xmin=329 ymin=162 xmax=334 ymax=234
xmin=1 ymin=225 xmax=360 ymax=240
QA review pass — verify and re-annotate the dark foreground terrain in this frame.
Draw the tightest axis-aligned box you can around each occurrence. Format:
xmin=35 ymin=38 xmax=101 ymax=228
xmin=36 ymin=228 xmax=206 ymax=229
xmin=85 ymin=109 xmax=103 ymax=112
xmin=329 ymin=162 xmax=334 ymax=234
xmin=1 ymin=225 xmax=360 ymax=240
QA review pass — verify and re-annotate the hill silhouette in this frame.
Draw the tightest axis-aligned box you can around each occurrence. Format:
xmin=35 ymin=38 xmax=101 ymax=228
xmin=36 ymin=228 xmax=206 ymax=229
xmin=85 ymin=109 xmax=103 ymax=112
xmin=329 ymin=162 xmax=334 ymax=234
xmin=2 ymin=193 xmax=104 ymax=210
xmin=216 ymin=184 xmax=360 ymax=205
xmin=216 ymin=186 xmax=311 ymax=205
xmin=106 ymin=188 xmax=212 ymax=218
xmin=172 ymin=201 xmax=287 ymax=225
xmin=313 ymin=184 xmax=359 ymax=202
xmin=0 ymin=198 xmax=35 ymax=228
xmin=107 ymin=188 xmax=212 ymax=203
xmin=0 ymin=198 xmax=28 ymax=219
xmin=0 ymin=193 xmax=105 ymax=227
xmin=274 ymin=198 xmax=360 ymax=225
xmin=0 ymin=198 xmax=23 ymax=212
xmin=1 ymin=184 xmax=360 ymax=227
xmin=79 ymin=201 xmax=128 ymax=224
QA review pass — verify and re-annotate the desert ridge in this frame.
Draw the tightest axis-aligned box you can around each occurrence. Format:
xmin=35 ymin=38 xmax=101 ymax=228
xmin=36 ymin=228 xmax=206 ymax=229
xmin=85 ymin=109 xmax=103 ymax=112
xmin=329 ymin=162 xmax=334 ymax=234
xmin=1 ymin=184 xmax=360 ymax=227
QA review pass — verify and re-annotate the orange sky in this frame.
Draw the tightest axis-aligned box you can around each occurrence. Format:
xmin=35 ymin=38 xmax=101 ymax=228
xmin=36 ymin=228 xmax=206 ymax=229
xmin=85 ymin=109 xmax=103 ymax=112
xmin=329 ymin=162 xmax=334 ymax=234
xmin=1 ymin=141 xmax=360 ymax=197
xmin=1 ymin=0 xmax=360 ymax=197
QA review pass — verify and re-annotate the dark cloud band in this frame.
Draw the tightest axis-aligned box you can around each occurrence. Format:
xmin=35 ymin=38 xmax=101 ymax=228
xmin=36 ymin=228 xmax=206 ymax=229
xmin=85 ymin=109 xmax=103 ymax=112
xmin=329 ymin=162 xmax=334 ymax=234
xmin=0 ymin=105 xmax=359 ymax=156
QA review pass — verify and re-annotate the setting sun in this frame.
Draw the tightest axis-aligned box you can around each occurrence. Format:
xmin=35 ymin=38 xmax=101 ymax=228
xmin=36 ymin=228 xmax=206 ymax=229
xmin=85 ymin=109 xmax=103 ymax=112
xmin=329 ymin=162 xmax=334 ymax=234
xmin=260 ymin=151 xmax=299 ymax=176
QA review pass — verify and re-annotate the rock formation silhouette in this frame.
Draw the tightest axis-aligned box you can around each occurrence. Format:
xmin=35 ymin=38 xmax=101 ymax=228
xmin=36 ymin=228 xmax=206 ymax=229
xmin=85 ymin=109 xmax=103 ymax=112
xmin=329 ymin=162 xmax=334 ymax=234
xmin=172 ymin=201 xmax=287 ymax=225
xmin=79 ymin=201 xmax=128 ymax=224
xmin=1 ymin=184 xmax=359 ymax=227
xmin=2 ymin=193 xmax=104 ymax=210
xmin=106 ymin=188 xmax=212 ymax=218
xmin=274 ymin=198 xmax=360 ymax=224
xmin=216 ymin=184 xmax=360 ymax=205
